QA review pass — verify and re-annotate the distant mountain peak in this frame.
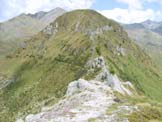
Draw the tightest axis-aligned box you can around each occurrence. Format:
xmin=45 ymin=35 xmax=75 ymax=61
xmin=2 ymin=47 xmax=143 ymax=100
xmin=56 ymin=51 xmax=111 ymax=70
xmin=141 ymin=19 xmax=160 ymax=26
xmin=28 ymin=7 xmax=66 ymax=20
xmin=142 ymin=19 xmax=162 ymax=24
xmin=28 ymin=11 xmax=47 ymax=19
xmin=50 ymin=7 xmax=65 ymax=12
xmin=142 ymin=19 xmax=154 ymax=23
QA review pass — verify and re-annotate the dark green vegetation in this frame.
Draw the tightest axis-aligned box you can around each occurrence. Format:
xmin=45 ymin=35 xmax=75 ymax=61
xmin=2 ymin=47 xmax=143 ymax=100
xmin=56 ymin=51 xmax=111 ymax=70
xmin=0 ymin=10 xmax=162 ymax=121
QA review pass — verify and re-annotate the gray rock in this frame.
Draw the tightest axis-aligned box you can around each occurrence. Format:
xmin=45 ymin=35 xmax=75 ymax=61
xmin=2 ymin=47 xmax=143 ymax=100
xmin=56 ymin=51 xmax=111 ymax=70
xmin=87 ymin=56 xmax=134 ymax=95
xmin=25 ymin=79 xmax=115 ymax=122
xmin=42 ymin=24 xmax=53 ymax=35
xmin=0 ymin=76 xmax=15 ymax=89
xmin=86 ymin=56 xmax=105 ymax=69
xmin=86 ymin=25 xmax=113 ymax=36
xmin=116 ymin=46 xmax=126 ymax=56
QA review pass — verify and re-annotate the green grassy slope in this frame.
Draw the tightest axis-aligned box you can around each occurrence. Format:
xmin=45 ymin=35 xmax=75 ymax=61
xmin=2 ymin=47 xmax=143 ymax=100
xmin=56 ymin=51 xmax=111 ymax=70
xmin=0 ymin=10 xmax=162 ymax=121
xmin=124 ymin=26 xmax=162 ymax=71
xmin=0 ymin=28 xmax=92 ymax=122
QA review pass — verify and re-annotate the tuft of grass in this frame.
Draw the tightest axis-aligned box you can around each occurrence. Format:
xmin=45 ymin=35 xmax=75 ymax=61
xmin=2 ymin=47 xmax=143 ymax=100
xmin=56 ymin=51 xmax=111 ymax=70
xmin=95 ymin=46 xmax=101 ymax=56
xmin=88 ymin=118 xmax=97 ymax=122
xmin=128 ymin=106 xmax=162 ymax=122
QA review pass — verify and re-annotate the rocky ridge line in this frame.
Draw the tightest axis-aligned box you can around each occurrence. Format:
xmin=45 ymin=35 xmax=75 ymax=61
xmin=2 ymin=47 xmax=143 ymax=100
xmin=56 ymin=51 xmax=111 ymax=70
xmin=17 ymin=57 xmax=138 ymax=122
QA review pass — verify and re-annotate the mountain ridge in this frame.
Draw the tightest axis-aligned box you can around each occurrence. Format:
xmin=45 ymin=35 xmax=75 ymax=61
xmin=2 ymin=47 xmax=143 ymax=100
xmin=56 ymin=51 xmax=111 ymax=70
xmin=0 ymin=9 xmax=162 ymax=122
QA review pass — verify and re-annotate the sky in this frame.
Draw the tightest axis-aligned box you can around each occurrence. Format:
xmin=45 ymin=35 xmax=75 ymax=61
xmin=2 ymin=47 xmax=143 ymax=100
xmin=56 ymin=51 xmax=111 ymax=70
xmin=0 ymin=0 xmax=162 ymax=23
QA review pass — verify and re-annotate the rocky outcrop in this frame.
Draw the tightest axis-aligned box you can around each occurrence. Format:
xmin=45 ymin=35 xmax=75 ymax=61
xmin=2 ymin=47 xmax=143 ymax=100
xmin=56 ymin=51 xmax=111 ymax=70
xmin=86 ymin=56 xmax=105 ymax=69
xmin=24 ymin=78 xmax=137 ymax=122
xmin=42 ymin=22 xmax=58 ymax=36
xmin=25 ymin=79 xmax=114 ymax=122
xmin=96 ymin=72 xmax=134 ymax=95
xmin=85 ymin=25 xmax=113 ymax=36
xmin=116 ymin=46 xmax=126 ymax=56
xmin=85 ymin=25 xmax=113 ymax=40
xmin=23 ymin=57 xmax=136 ymax=122
xmin=42 ymin=24 xmax=53 ymax=35
xmin=0 ymin=75 xmax=15 ymax=89
xmin=87 ymin=56 xmax=135 ymax=95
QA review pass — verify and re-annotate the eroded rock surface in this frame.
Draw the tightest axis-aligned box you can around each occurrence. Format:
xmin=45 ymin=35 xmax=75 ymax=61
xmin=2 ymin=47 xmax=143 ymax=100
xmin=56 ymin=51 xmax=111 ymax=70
xmin=24 ymin=57 xmax=137 ymax=122
xmin=24 ymin=78 xmax=137 ymax=122
xmin=87 ymin=57 xmax=135 ymax=95
xmin=25 ymin=79 xmax=114 ymax=122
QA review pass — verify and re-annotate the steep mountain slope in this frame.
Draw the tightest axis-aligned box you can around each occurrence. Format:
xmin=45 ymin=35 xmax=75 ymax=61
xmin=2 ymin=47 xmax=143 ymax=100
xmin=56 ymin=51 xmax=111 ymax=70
xmin=0 ymin=10 xmax=162 ymax=122
xmin=0 ymin=7 xmax=65 ymax=57
xmin=28 ymin=7 xmax=66 ymax=27
xmin=123 ymin=20 xmax=162 ymax=71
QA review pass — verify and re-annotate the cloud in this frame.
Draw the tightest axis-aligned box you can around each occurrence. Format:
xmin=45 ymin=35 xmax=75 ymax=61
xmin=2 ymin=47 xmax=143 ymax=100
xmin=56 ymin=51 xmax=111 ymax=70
xmin=117 ymin=0 xmax=162 ymax=9
xmin=0 ymin=0 xmax=95 ymax=22
xmin=24 ymin=0 xmax=95 ymax=13
xmin=116 ymin=0 xmax=162 ymax=9
xmin=117 ymin=0 xmax=143 ymax=9
xmin=99 ymin=8 xmax=162 ymax=24
xmin=98 ymin=0 xmax=162 ymax=24
xmin=147 ymin=0 xmax=162 ymax=4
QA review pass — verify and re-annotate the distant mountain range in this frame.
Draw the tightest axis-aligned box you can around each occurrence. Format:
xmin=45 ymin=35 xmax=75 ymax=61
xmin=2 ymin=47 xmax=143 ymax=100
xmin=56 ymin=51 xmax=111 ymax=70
xmin=123 ymin=20 xmax=162 ymax=70
xmin=124 ymin=20 xmax=162 ymax=35
xmin=0 ymin=7 xmax=65 ymax=57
